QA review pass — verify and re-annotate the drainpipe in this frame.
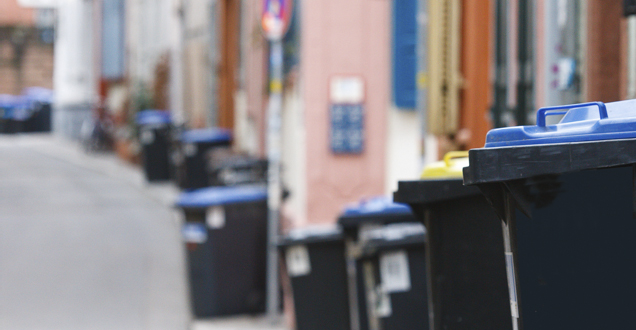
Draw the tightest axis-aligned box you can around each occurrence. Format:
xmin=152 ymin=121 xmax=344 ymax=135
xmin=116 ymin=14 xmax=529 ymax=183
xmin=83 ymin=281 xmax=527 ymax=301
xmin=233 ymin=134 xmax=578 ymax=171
xmin=516 ymin=0 xmax=533 ymax=125
xmin=492 ymin=0 xmax=508 ymax=128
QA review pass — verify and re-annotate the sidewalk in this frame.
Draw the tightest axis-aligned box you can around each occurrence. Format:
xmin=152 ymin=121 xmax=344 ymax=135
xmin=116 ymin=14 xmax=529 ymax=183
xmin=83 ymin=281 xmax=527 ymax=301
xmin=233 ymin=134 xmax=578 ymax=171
xmin=192 ymin=315 xmax=286 ymax=330
xmin=0 ymin=134 xmax=288 ymax=330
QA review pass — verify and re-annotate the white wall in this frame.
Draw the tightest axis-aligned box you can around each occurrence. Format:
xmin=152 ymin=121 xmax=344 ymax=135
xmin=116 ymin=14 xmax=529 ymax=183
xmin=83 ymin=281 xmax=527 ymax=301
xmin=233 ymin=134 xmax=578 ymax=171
xmin=385 ymin=107 xmax=421 ymax=195
xmin=53 ymin=0 xmax=96 ymax=139
xmin=281 ymin=84 xmax=307 ymax=227
xmin=169 ymin=0 xmax=185 ymax=124
xmin=54 ymin=0 xmax=95 ymax=106
xmin=127 ymin=0 xmax=172 ymax=89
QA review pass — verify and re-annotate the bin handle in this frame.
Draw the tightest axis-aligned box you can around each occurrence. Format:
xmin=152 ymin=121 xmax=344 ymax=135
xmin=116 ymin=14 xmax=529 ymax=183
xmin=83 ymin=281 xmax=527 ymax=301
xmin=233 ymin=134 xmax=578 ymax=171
xmin=536 ymin=101 xmax=607 ymax=127
xmin=444 ymin=151 xmax=469 ymax=167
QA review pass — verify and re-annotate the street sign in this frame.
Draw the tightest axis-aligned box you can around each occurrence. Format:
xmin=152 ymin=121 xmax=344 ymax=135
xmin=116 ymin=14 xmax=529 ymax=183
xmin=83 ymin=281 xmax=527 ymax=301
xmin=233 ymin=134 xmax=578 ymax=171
xmin=329 ymin=76 xmax=365 ymax=154
xmin=262 ymin=0 xmax=293 ymax=41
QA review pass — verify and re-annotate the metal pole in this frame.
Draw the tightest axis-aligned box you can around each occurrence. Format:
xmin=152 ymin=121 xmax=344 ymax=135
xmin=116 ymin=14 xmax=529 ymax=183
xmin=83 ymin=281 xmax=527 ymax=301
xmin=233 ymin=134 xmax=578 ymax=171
xmin=516 ymin=0 xmax=533 ymax=126
xmin=266 ymin=39 xmax=283 ymax=321
xmin=492 ymin=0 xmax=508 ymax=128
xmin=417 ymin=0 xmax=429 ymax=164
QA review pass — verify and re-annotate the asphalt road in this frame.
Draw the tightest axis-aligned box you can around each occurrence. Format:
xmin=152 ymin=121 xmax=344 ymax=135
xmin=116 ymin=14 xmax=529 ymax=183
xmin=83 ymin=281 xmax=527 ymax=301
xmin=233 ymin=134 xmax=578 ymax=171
xmin=0 ymin=135 xmax=189 ymax=330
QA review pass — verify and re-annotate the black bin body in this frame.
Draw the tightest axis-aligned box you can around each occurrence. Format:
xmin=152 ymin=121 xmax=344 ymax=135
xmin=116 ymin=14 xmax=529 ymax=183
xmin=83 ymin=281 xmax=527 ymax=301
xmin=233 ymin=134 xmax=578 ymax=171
xmin=337 ymin=198 xmax=418 ymax=330
xmin=279 ymin=227 xmax=350 ymax=330
xmin=394 ymin=179 xmax=512 ymax=330
xmin=22 ymin=87 xmax=53 ymax=132
xmin=178 ymin=186 xmax=268 ymax=317
xmin=463 ymin=99 xmax=636 ymax=330
xmin=137 ymin=110 xmax=173 ymax=182
xmin=24 ymin=102 xmax=51 ymax=132
xmin=179 ymin=128 xmax=232 ymax=189
xmin=1 ymin=119 xmax=24 ymax=134
xmin=357 ymin=224 xmax=429 ymax=330
xmin=0 ymin=95 xmax=15 ymax=134
xmin=208 ymin=156 xmax=268 ymax=186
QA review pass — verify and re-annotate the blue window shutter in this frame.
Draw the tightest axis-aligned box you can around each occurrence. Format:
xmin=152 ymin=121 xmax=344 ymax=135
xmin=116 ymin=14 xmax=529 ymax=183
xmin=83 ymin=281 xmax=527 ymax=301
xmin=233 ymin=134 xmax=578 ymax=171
xmin=392 ymin=0 xmax=418 ymax=109
xmin=102 ymin=0 xmax=125 ymax=80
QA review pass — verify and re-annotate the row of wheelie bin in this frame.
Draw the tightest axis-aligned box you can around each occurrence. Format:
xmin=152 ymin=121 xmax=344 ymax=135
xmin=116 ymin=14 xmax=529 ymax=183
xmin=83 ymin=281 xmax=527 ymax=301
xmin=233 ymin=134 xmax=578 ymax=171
xmin=135 ymin=110 xmax=271 ymax=319
xmin=280 ymin=99 xmax=636 ymax=330
xmin=279 ymin=150 xmax=512 ymax=330
xmin=136 ymin=110 xmax=267 ymax=188
xmin=166 ymin=97 xmax=636 ymax=328
xmin=0 ymin=88 xmax=53 ymax=134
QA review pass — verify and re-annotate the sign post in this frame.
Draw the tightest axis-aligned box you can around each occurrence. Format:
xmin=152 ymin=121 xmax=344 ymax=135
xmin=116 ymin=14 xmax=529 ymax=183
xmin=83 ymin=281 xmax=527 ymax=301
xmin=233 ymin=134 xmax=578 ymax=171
xmin=262 ymin=0 xmax=292 ymax=321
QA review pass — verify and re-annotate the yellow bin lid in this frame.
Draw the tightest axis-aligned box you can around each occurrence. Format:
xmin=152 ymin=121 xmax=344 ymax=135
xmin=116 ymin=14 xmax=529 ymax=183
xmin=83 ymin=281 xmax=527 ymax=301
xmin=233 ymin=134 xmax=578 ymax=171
xmin=421 ymin=151 xmax=469 ymax=179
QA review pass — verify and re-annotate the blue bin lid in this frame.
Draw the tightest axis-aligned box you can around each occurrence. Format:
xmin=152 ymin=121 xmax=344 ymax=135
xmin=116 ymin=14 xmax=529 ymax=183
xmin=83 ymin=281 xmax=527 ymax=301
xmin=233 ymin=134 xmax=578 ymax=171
xmin=181 ymin=128 xmax=232 ymax=144
xmin=485 ymin=100 xmax=636 ymax=147
xmin=136 ymin=110 xmax=171 ymax=125
xmin=11 ymin=96 xmax=31 ymax=121
xmin=176 ymin=185 xmax=267 ymax=208
xmin=22 ymin=87 xmax=54 ymax=103
xmin=340 ymin=196 xmax=413 ymax=217
xmin=0 ymin=95 xmax=31 ymax=120
xmin=0 ymin=94 xmax=16 ymax=109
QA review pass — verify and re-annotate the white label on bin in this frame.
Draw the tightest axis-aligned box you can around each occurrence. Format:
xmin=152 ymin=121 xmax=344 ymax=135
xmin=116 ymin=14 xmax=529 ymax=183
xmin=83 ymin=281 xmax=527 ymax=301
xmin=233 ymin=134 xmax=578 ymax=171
xmin=140 ymin=130 xmax=154 ymax=144
xmin=182 ymin=223 xmax=207 ymax=243
xmin=505 ymin=252 xmax=519 ymax=318
xmin=380 ymin=250 xmax=411 ymax=293
xmin=184 ymin=143 xmax=197 ymax=156
xmin=171 ymin=150 xmax=184 ymax=165
xmin=206 ymin=206 xmax=225 ymax=229
xmin=286 ymin=245 xmax=311 ymax=277
xmin=375 ymin=285 xmax=392 ymax=318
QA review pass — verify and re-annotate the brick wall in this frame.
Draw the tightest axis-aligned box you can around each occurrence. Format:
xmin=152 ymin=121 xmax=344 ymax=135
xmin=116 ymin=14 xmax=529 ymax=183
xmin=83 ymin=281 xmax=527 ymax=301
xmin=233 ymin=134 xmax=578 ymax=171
xmin=0 ymin=1 xmax=34 ymax=26
xmin=586 ymin=0 xmax=623 ymax=102
xmin=0 ymin=27 xmax=53 ymax=95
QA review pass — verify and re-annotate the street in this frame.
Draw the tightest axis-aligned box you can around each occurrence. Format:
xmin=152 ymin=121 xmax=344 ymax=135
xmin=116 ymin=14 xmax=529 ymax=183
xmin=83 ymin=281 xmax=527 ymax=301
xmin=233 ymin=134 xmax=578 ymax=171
xmin=0 ymin=135 xmax=189 ymax=330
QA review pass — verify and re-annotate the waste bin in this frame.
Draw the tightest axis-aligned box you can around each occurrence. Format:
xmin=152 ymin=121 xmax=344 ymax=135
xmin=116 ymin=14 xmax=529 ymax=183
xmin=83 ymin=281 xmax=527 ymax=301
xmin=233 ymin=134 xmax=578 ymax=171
xmin=177 ymin=185 xmax=267 ymax=317
xmin=179 ymin=128 xmax=232 ymax=189
xmin=0 ymin=95 xmax=15 ymax=133
xmin=337 ymin=197 xmax=418 ymax=330
xmin=462 ymin=100 xmax=636 ymax=330
xmin=23 ymin=87 xmax=53 ymax=132
xmin=393 ymin=151 xmax=512 ymax=330
xmin=207 ymin=154 xmax=268 ymax=186
xmin=278 ymin=225 xmax=351 ymax=330
xmin=0 ymin=94 xmax=28 ymax=134
xmin=136 ymin=110 xmax=172 ymax=182
xmin=356 ymin=223 xmax=428 ymax=330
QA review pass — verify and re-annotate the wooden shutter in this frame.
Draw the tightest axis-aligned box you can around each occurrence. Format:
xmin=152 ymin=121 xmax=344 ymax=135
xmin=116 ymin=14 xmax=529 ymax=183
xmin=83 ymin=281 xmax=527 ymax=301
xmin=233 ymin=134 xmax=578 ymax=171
xmin=428 ymin=0 xmax=462 ymax=134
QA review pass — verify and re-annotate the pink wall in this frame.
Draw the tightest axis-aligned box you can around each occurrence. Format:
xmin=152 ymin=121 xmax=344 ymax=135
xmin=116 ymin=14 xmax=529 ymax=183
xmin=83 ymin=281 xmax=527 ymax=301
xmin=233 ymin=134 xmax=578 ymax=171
xmin=301 ymin=0 xmax=390 ymax=224
xmin=535 ymin=0 xmax=545 ymax=108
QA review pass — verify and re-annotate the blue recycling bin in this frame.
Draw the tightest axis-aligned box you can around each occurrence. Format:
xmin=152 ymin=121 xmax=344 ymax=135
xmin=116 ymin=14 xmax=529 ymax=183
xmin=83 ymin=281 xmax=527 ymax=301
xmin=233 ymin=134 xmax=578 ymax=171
xmin=278 ymin=226 xmax=350 ymax=330
xmin=22 ymin=87 xmax=53 ymax=132
xmin=0 ymin=94 xmax=30 ymax=134
xmin=176 ymin=185 xmax=267 ymax=318
xmin=463 ymin=100 xmax=636 ymax=330
xmin=136 ymin=110 xmax=172 ymax=182
xmin=337 ymin=197 xmax=420 ymax=330
xmin=356 ymin=223 xmax=429 ymax=330
xmin=0 ymin=94 xmax=14 ymax=133
xmin=177 ymin=128 xmax=232 ymax=189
